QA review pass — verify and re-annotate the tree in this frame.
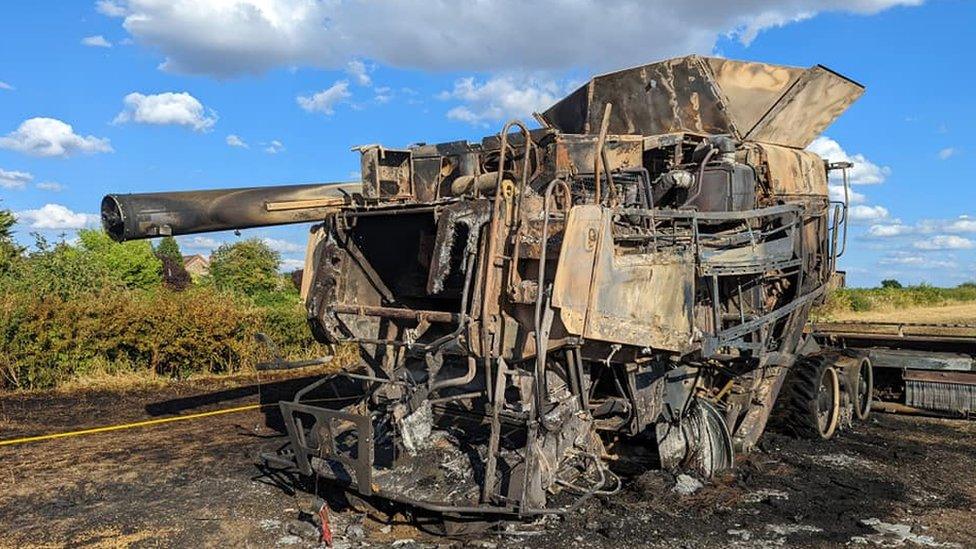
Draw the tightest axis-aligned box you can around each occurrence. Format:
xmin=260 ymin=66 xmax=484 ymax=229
xmin=154 ymin=236 xmax=183 ymax=263
xmin=78 ymin=228 xmax=162 ymax=290
xmin=208 ymin=238 xmax=281 ymax=296
xmin=880 ymin=279 xmax=902 ymax=289
xmin=0 ymin=208 xmax=22 ymax=275
xmin=158 ymin=253 xmax=192 ymax=291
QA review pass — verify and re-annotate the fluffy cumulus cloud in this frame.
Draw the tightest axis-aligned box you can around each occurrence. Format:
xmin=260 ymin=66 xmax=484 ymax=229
xmin=946 ymin=215 xmax=976 ymax=233
xmin=15 ymin=204 xmax=99 ymax=230
xmin=913 ymin=235 xmax=974 ymax=251
xmin=847 ymin=204 xmax=889 ymax=223
xmin=226 ymin=134 xmax=248 ymax=148
xmin=807 ymin=137 xmax=891 ymax=185
xmin=114 ymin=92 xmax=217 ymax=131
xmin=96 ymin=0 xmax=920 ymax=77
xmin=868 ymin=223 xmax=912 ymax=238
xmin=297 ymin=81 xmax=350 ymax=115
xmin=0 ymin=168 xmax=33 ymax=189
xmin=0 ymin=117 xmax=112 ymax=158
xmin=865 ymin=215 xmax=976 ymax=238
xmin=82 ymin=35 xmax=113 ymax=48
xmin=441 ymin=75 xmax=570 ymax=125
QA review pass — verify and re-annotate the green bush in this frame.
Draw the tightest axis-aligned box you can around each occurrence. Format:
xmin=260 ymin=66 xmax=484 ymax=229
xmin=0 ymin=286 xmax=325 ymax=391
xmin=0 ymin=219 xmax=330 ymax=392
xmin=208 ymin=238 xmax=282 ymax=296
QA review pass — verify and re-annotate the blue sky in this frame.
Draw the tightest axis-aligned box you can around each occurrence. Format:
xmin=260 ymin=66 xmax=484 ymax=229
xmin=1 ymin=0 xmax=973 ymax=285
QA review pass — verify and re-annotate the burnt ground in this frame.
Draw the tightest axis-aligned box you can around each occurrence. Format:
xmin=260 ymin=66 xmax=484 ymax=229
xmin=1 ymin=374 xmax=974 ymax=548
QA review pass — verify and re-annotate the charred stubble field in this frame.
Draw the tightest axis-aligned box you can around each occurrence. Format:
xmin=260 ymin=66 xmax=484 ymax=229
xmin=1 ymin=374 xmax=974 ymax=548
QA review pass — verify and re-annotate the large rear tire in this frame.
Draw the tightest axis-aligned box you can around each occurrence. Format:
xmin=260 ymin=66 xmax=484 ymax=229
xmin=778 ymin=356 xmax=841 ymax=440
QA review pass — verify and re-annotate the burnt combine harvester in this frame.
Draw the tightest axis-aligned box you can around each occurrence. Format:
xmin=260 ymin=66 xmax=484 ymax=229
xmin=103 ymin=56 xmax=874 ymax=518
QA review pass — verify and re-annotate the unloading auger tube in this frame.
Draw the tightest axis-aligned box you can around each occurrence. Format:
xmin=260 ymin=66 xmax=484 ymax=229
xmin=101 ymin=181 xmax=360 ymax=242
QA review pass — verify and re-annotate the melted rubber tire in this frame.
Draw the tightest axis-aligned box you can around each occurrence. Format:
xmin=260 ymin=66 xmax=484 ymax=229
xmin=853 ymin=357 xmax=873 ymax=421
xmin=777 ymin=356 xmax=841 ymax=440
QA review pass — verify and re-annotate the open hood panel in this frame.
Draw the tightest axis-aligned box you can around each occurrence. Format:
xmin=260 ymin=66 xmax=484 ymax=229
xmin=541 ymin=55 xmax=863 ymax=149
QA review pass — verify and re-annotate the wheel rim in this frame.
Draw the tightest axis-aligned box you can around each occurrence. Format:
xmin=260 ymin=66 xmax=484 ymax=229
xmin=815 ymin=366 xmax=840 ymax=438
xmin=854 ymin=359 xmax=873 ymax=420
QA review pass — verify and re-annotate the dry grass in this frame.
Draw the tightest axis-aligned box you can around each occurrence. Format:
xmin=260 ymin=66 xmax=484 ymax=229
xmin=828 ymin=301 xmax=976 ymax=324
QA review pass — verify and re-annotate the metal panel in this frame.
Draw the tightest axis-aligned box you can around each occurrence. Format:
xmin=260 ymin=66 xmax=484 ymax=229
xmin=541 ymin=55 xmax=862 ymax=149
xmin=552 ymin=205 xmax=695 ymax=352
xmin=745 ymin=65 xmax=864 ymax=148
xmin=705 ymin=57 xmax=804 ymax=136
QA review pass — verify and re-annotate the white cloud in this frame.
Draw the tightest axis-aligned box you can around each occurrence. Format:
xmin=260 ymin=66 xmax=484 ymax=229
xmin=96 ymin=1 xmax=920 ymax=77
xmin=0 ymin=81 xmax=13 ymax=91
xmin=297 ymin=81 xmax=350 ymax=115
xmin=0 ymin=168 xmax=33 ymax=189
xmin=346 ymin=60 xmax=371 ymax=86
xmin=807 ymin=136 xmax=891 ymax=185
xmin=847 ymin=205 xmax=889 ymax=223
xmin=14 ymin=204 xmax=99 ymax=230
xmin=0 ymin=117 xmax=112 ymax=158
xmin=180 ymin=235 xmax=222 ymax=250
xmin=866 ymin=215 xmax=976 ymax=237
xmin=261 ymin=237 xmax=303 ymax=253
xmin=868 ymin=223 xmax=912 ymax=238
xmin=114 ymin=92 xmax=217 ymax=132
xmin=82 ymin=35 xmax=113 ymax=48
xmin=945 ymin=215 xmax=976 ymax=233
xmin=441 ymin=75 xmax=568 ymax=125
xmin=879 ymin=253 xmax=957 ymax=269
xmin=828 ymin=183 xmax=866 ymax=204
xmin=36 ymin=182 xmax=65 ymax=192
xmin=226 ymin=134 xmax=248 ymax=148
xmin=281 ymin=258 xmax=305 ymax=271
xmin=96 ymin=0 xmax=128 ymax=17
xmin=264 ymin=140 xmax=285 ymax=154
xmin=373 ymin=86 xmax=392 ymax=104
xmin=938 ymin=147 xmax=956 ymax=160
xmin=913 ymin=235 xmax=974 ymax=251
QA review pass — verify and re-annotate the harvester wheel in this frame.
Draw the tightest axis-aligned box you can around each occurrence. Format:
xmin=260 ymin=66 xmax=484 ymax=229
xmin=780 ymin=356 xmax=841 ymax=440
xmin=853 ymin=356 xmax=873 ymax=420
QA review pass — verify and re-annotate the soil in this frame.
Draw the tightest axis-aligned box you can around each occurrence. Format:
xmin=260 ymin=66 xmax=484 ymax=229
xmin=2 ymin=374 xmax=974 ymax=548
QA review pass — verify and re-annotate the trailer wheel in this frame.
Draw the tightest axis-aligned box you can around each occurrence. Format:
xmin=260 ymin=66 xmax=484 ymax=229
xmin=780 ymin=356 xmax=841 ymax=440
xmin=853 ymin=357 xmax=873 ymax=420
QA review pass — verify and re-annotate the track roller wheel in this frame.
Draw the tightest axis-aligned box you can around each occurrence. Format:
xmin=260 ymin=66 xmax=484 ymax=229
xmin=852 ymin=356 xmax=873 ymax=421
xmin=778 ymin=356 xmax=841 ymax=440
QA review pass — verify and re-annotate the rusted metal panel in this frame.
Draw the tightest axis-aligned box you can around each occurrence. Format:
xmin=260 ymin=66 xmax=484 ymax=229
xmin=542 ymin=55 xmax=862 ymax=149
xmin=705 ymin=57 xmax=804 ymax=135
xmin=553 ymin=205 xmax=694 ymax=352
xmin=551 ymin=205 xmax=602 ymax=334
xmin=552 ymin=134 xmax=643 ymax=177
xmin=746 ymin=143 xmax=828 ymax=196
xmin=745 ymin=65 xmax=864 ymax=148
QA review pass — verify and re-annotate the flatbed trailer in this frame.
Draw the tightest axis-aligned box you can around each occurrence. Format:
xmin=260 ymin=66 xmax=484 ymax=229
xmin=809 ymin=321 xmax=976 ymax=416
